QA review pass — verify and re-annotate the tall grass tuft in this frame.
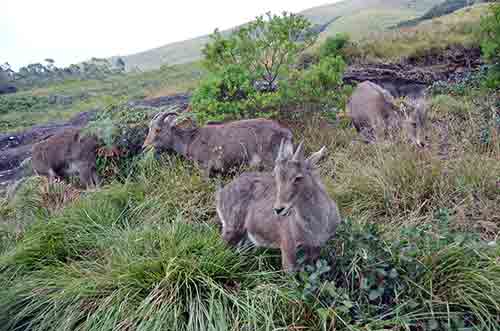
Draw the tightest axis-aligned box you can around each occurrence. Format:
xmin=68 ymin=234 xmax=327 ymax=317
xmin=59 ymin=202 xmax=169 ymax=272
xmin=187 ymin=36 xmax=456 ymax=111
xmin=0 ymin=212 xmax=300 ymax=331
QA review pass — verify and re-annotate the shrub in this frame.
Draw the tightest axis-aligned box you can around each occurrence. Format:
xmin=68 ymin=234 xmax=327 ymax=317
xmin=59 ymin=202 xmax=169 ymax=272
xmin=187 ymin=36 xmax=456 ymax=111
xmin=319 ymin=33 xmax=351 ymax=59
xmin=192 ymin=12 xmax=350 ymax=123
xmin=481 ymin=3 xmax=500 ymax=87
xmin=0 ymin=95 xmax=49 ymax=115
xmin=284 ymin=55 xmax=349 ymax=112
xmin=202 ymin=12 xmax=316 ymax=84
xmin=83 ymin=100 xmax=154 ymax=182
xmin=190 ymin=65 xmax=279 ymax=122
xmin=192 ymin=12 xmax=322 ymax=122
xmin=292 ymin=218 xmax=500 ymax=330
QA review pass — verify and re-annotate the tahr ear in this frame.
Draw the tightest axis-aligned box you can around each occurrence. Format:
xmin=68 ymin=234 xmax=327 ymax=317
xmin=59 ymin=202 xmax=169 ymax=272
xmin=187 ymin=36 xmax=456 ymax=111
xmin=306 ymin=146 xmax=327 ymax=168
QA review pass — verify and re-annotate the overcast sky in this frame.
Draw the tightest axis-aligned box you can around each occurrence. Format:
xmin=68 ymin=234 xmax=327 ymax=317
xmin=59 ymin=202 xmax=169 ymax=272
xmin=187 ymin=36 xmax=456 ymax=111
xmin=2 ymin=0 xmax=337 ymax=70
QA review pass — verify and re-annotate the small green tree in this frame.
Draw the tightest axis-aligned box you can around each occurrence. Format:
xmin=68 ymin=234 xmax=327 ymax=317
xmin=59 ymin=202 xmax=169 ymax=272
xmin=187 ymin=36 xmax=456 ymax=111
xmin=203 ymin=12 xmax=317 ymax=91
xmin=481 ymin=3 xmax=500 ymax=87
xmin=192 ymin=12 xmax=318 ymax=122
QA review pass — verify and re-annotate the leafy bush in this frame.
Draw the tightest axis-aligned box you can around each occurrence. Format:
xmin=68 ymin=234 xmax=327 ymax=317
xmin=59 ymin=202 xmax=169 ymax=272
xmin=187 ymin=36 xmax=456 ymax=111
xmin=192 ymin=12 xmax=331 ymax=122
xmin=0 ymin=95 xmax=49 ymax=115
xmin=291 ymin=217 xmax=500 ymax=331
xmin=284 ymin=55 xmax=349 ymax=112
xmin=192 ymin=12 xmax=350 ymax=122
xmin=319 ymin=33 xmax=351 ymax=58
xmin=481 ymin=3 xmax=500 ymax=87
xmin=82 ymin=101 xmax=154 ymax=182
xmin=190 ymin=65 xmax=279 ymax=122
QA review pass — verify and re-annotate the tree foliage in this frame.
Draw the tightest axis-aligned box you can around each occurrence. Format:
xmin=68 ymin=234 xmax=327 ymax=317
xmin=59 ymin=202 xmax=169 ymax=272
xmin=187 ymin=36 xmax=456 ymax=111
xmin=202 ymin=12 xmax=317 ymax=91
xmin=8 ymin=58 xmax=126 ymax=88
xmin=192 ymin=12 xmax=347 ymax=122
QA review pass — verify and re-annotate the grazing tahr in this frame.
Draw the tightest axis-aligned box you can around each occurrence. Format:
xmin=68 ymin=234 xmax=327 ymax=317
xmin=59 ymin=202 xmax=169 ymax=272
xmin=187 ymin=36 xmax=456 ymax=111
xmin=347 ymin=81 xmax=427 ymax=146
xmin=31 ymin=129 xmax=99 ymax=188
xmin=216 ymin=140 xmax=341 ymax=272
xmin=142 ymin=112 xmax=293 ymax=177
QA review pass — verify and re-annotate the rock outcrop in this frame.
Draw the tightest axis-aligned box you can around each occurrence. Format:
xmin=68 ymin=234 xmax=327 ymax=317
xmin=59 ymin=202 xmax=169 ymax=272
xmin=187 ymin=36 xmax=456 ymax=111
xmin=344 ymin=46 xmax=483 ymax=98
xmin=0 ymin=84 xmax=17 ymax=95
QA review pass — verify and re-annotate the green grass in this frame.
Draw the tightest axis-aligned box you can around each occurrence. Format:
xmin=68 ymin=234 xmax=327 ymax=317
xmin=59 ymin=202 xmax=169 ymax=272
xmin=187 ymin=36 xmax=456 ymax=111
xmin=1 ymin=81 xmax=499 ymax=330
xmin=1 ymin=2 xmax=486 ymax=134
xmin=1 ymin=5 xmax=499 ymax=328
xmin=320 ymin=9 xmax=419 ymax=40
xmin=0 ymin=62 xmax=203 ymax=133
xmin=349 ymin=3 xmax=491 ymax=62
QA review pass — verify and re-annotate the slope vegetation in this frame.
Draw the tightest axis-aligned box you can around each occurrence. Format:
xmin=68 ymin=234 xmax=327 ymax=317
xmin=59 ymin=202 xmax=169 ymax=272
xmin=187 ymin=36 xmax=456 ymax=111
xmin=396 ymin=0 xmax=488 ymax=27
xmin=120 ymin=0 xmax=444 ymax=70
xmin=1 ymin=3 xmax=499 ymax=330
xmin=353 ymin=3 xmax=490 ymax=62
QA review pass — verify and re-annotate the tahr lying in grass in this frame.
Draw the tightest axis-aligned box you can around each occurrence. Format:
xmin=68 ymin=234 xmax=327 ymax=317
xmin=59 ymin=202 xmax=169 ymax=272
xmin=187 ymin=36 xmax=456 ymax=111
xmin=142 ymin=112 xmax=293 ymax=177
xmin=216 ymin=140 xmax=341 ymax=272
xmin=347 ymin=81 xmax=428 ymax=146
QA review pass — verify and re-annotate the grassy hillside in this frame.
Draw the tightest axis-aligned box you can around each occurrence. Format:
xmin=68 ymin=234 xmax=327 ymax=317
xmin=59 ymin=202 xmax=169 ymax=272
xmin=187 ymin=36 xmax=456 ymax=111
xmin=319 ymin=8 xmax=417 ymax=39
xmin=120 ymin=0 xmax=444 ymax=71
xmin=1 ymin=4 xmax=491 ymax=134
xmin=0 ymin=62 xmax=203 ymax=133
xmin=395 ymin=0 xmax=488 ymax=28
xmin=352 ymin=3 xmax=490 ymax=62
xmin=302 ymin=0 xmax=441 ymax=25
xmin=1 ymin=2 xmax=500 ymax=329
xmin=1 ymin=80 xmax=499 ymax=330
xmin=1 ymin=4 xmax=490 ymax=134
xmin=118 ymin=37 xmax=208 ymax=71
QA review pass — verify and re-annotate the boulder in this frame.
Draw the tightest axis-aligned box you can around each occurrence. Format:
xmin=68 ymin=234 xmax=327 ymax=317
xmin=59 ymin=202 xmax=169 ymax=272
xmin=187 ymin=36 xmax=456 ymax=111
xmin=0 ymin=84 xmax=17 ymax=95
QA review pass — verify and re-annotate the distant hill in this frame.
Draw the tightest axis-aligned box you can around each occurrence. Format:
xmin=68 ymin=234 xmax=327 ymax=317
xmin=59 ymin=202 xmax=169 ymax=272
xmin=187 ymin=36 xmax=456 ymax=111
xmin=117 ymin=0 xmax=445 ymax=71
xmin=395 ymin=0 xmax=490 ymax=28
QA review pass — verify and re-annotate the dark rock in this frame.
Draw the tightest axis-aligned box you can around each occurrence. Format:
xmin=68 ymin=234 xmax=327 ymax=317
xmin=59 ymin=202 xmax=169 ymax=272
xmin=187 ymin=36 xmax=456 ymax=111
xmin=127 ymin=93 xmax=191 ymax=111
xmin=404 ymin=46 xmax=482 ymax=68
xmin=344 ymin=46 xmax=483 ymax=98
xmin=0 ymin=144 xmax=32 ymax=172
xmin=0 ymin=84 xmax=17 ymax=95
xmin=0 ymin=110 xmax=97 ymax=151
